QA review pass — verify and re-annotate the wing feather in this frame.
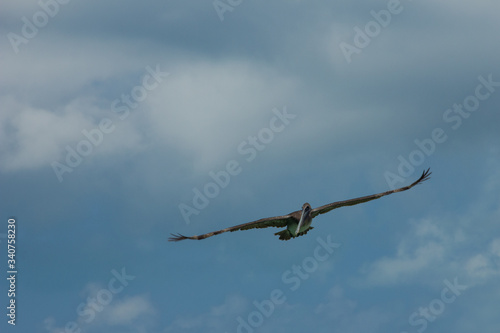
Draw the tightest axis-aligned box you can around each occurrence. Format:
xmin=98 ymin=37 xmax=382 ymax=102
xmin=311 ymin=168 xmax=431 ymax=218
xmin=169 ymin=213 xmax=299 ymax=241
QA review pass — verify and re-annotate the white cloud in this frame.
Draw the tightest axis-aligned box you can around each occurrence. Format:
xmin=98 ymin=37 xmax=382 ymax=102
xmin=0 ymin=98 xmax=91 ymax=170
xmin=43 ymin=293 xmax=156 ymax=333
xmin=315 ymin=285 xmax=356 ymax=318
xmin=145 ymin=59 xmax=299 ymax=171
xmin=358 ymin=162 xmax=500 ymax=287
xmin=490 ymin=238 xmax=500 ymax=257
xmin=362 ymin=238 xmax=446 ymax=286
xmin=360 ymin=215 xmax=500 ymax=288
xmin=164 ymin=294 xmax=248 ymax=332
xmin=464 ymin=254 xmax=497 ymax=280
xmin=1 ymin=56 xmax=300 ymax=176
xmin=105 ymin=295 xmax=156 ymax=326
xmin=0 ymin=96 xmax=144 ymax=172
xmin=463 ymin=238 xmax=500 ymax=281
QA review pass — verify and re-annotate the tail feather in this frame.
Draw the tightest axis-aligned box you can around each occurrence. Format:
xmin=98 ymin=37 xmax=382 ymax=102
xmin=274 ymin=227 xmax=314 ymax=241
xmin=274 ymin=229 xmax=292 ymax=240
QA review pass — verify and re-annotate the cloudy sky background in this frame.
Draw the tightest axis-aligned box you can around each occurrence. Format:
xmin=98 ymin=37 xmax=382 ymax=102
xmin=1 ymin=0 xmax=499 ymax=332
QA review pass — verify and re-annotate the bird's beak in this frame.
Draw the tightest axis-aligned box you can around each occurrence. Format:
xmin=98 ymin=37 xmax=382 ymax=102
xmin=295 ymin=208 xmax=307 ymax=235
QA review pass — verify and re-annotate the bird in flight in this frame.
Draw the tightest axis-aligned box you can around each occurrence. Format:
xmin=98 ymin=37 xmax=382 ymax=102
xmin=169 ymin=168 xmax=431 ymax=242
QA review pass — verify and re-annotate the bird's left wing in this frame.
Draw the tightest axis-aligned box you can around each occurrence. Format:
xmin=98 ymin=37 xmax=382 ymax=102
xmin=311 ymin=168 xmax=431 ymax=218
xmin=169 ymin=212 xmax=299 ymax=241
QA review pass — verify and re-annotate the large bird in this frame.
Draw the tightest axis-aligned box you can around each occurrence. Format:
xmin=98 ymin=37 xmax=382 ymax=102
xmin=169 ymin=168 xmax=431 ymax=242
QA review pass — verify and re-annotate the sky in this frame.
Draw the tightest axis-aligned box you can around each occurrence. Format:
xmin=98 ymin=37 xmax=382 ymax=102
xmin=1 ymin=0 xmax=500 ymax=332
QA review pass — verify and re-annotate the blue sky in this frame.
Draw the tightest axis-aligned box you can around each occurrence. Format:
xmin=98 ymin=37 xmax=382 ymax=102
xmin=1 ymin=0 xmax=500 ymax=332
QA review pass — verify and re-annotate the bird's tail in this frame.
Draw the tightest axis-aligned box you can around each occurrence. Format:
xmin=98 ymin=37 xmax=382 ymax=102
xmin=275 ymin=227 xmax=314 ymax=241
xmin=274 ymin=229 xmax=292 ymax=241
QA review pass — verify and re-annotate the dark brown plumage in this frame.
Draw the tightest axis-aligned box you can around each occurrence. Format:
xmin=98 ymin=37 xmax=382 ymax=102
xmin=169 ymin=168 xmax=431 ymax=242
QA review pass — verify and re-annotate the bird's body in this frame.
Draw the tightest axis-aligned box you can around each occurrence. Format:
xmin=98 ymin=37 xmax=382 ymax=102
xmin=274 ymin=203 xmax=314 ymax=240
xmin=170 ymin=168 xmax=431 ymax=242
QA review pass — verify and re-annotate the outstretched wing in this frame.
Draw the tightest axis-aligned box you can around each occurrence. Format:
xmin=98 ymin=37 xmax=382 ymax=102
xmin=169 ymin=212 xmax=300 ymax=241
xmin=311 ymin=168 xmax=431 ymax=218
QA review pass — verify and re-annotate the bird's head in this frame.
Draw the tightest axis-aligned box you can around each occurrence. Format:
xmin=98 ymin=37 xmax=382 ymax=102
xmin=295 ymin=203 xmax=312 ymax=235
xmin=302 ymin=202 xmax=311 ymax=215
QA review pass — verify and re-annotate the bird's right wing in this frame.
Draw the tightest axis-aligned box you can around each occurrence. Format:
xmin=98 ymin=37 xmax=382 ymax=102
xmin=169 ymin=212 xmax=299 ymax=241
xmin=311 ymin=168 xmax=431 ymax=218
